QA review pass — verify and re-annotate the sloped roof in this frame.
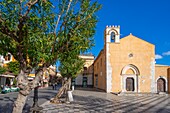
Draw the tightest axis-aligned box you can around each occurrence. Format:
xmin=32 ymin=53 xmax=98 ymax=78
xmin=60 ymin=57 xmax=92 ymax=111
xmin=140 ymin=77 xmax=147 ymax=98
xmin=120 ymin=33 xmax=154 ymax=46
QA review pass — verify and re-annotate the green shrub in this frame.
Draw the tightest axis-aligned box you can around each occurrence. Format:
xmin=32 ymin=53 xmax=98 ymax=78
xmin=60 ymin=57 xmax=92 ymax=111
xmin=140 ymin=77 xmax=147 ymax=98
xmin=0 ymin=66 xmax=6 ymax=74
xmin=13 ymin=78 xmax=17 ymax=87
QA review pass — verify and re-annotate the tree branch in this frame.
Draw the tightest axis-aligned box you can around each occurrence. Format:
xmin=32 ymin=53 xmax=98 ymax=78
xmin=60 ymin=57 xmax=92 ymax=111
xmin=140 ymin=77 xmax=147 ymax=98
xmin=24 ymin=0 xmax=38 ymax=17
xmin=52 ymin=0 xmax=72 ymax=54
xmin=0 ymin=19 xmax=18 ymax=42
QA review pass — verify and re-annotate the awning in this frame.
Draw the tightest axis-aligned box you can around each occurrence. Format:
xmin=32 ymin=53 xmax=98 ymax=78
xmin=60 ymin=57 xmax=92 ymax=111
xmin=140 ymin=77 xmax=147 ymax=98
xmin=0 ymin=74 xmax=15 ymax=78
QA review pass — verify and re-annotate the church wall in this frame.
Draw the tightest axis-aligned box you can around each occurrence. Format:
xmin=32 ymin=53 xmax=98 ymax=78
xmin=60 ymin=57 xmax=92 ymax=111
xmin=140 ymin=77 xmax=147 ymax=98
xmin=168 ymin=68 xmax=170 ymax=93
xmin=107 ymin=35 xmax=155 ymax=93
xmin=155 ymin=66 xmax=170 ymax=93
xmin=94 ymin=49 xmax=106 ymax=91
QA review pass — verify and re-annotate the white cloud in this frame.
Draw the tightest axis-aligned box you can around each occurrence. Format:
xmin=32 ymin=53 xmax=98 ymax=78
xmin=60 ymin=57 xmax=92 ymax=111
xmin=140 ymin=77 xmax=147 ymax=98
xmin=155 ymin=54 xmax=163 ymax=59
xmin=162 ymin=51 xmax=170 ymax=56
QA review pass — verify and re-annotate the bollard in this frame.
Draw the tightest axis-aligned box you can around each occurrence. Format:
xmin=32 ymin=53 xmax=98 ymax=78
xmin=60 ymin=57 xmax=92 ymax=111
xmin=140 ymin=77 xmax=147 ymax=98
xmin=67 ymin=91 xmax=73 ymax=102
xmin=72 ymin=85 xmax=74 ymax=91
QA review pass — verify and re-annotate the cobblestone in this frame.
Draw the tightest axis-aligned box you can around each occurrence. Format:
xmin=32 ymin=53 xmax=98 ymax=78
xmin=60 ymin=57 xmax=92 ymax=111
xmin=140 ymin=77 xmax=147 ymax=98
xmin=41 ymin=88 xmax=170 ymax=113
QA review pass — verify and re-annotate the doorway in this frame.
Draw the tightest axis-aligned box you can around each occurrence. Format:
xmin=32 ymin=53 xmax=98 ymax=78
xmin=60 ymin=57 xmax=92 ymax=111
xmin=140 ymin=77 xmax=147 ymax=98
xmin=126 ymin=77 xmax=134 ymax=91
xmin=82 ymin=77 xmax=87 ymax=87
xmin=157 ymin=78 xmax=166 ymax=92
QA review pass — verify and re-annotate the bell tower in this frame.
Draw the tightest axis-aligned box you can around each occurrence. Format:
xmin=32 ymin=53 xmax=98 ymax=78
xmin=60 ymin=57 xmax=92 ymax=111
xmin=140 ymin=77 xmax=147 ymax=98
xmin=104 ymin=25 xmax=120 ymax=93
xmin=104 ymin=25 xmax=120 ymax=44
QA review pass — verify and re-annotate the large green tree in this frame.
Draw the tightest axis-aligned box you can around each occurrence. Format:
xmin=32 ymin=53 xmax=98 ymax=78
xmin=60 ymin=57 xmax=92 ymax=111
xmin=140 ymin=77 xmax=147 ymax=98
xmin=59 ymin=56 xmax=84 ymax=79
xmin=52 ymin=54 xmax=85 ymax=102
xmin=0 ymin=0 xmax=101 ymax=112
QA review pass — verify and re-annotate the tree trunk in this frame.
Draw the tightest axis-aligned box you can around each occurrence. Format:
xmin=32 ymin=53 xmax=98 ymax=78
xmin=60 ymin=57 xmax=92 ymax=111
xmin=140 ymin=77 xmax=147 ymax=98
xmin=68 ymin=77 xmax=71 ymax=90
xmin=12 ymin=69 xmax=43 ymax=113
xmin=12 ymin=70 xmax=30 ymax=113
xmin=51 ymin=77 xmax=72 ymax=103
xmin=12 ymin=93 xmax=28 ymax=113
xmin=65 ymin=77 xmax=72 ymax=102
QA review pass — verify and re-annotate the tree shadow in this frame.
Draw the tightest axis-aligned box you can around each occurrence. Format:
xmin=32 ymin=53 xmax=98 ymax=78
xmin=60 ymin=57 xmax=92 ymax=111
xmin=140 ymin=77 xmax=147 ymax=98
xmin=23 ymin=103 xmax=32 ymax=113
xmin=74 ymin=87 xmax=105 ymax=92
xmin=0 ymin=96 xmax=17 ymax=113
xmin=0 ymin=103 xmax=14 ymax=113
xmin=138 ymin=96 xmax=170 ymax=113
xmin=0 ymin=96 xmax=32 ymax=113
xmin=42 ymin=94 xmax=170 ymax=113
xmin=74 ymin=95 xmax=170 ymax=112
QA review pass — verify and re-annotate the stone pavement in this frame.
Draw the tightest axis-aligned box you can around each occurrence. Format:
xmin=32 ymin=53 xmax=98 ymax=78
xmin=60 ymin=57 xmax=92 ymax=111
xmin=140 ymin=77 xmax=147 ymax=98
xmin=41 ymin=88 xmax=170 ymax=113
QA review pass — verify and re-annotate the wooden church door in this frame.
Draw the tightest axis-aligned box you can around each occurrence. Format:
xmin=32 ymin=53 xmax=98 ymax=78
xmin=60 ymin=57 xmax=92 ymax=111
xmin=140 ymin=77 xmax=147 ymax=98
xmin=157 ymin=78 xmax=165 ymax=92
xmin=126 ymin=78 xmax=134 ymax=91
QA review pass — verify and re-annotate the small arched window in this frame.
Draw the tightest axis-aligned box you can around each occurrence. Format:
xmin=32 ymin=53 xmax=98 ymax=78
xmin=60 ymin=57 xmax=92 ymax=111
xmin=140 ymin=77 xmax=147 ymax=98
xmin=110 ymin=32 xmax=115 ymax=42
xmin=7 ymin=54 xmax=11 ymax=61
xmin=5 ymin=53 xmax=11 ymax=61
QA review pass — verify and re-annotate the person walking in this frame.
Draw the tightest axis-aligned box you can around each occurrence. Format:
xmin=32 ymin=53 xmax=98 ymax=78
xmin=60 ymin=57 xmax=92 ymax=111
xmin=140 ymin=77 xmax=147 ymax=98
xmin=55 ymin=82 xmax=57 ymax=90
xmin=52 ymin=83 xmax=55 ymax=90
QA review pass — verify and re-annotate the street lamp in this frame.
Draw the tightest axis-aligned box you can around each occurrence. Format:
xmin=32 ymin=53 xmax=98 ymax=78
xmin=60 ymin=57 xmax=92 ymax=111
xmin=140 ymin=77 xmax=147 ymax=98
xmin=30 ymin=68 xmax=43 ymax=112
xmin=30 ymin=86 xmax=43 ymax=112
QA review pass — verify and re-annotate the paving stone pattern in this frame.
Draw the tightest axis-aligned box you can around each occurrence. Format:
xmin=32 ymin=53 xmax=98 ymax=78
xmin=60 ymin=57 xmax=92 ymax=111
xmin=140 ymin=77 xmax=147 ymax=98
xmin=41 ymin=89 xmax=170 ymax=113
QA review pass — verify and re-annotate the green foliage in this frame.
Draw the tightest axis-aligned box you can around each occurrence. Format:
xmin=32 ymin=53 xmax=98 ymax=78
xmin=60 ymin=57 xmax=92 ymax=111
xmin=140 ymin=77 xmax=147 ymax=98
xmin=0 ymin=0 xmax=101 ymax=75
xmin=7 ymin=61 xmax=20 ymax=75
xmin=59 ymin=55 xmax=85 ymax=79
xmin=13 ymin=78 xmax=17 ymax=86
xmin=56 ymin=0 xmax=102 ymax=57
xmin=0 ymin=0 xmax=56 ymax=69
xmin=56 ymin=0 xmax=101 ymax=79
xmin=0 ymin=66 xmax=6 ymax=74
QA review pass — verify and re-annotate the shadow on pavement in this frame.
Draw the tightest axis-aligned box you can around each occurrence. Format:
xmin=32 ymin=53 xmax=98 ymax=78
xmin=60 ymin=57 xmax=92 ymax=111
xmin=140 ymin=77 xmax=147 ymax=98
xmin=0 ymin=103 xmax=13 ymax=113
xmin=23 ymin=103 xmax=32 ymax=113
xmin=74 ymin=87 xmax=105 ymax=92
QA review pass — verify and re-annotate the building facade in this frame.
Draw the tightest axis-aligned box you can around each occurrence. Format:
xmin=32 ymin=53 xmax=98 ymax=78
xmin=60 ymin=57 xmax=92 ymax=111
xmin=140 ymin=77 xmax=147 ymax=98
xmin=73 ymin=54 xmax=94 ymax=87
xmin=0 ymin=53 xmax=16 ymax=87
xmin=94 ymin=25 xmax=170 ymax=94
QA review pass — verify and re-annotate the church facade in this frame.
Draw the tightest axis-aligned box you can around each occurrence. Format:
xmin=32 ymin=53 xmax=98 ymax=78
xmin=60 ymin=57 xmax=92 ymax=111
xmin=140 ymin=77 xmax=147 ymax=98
xmin=94 ymin=25 xmax=170 ymax=94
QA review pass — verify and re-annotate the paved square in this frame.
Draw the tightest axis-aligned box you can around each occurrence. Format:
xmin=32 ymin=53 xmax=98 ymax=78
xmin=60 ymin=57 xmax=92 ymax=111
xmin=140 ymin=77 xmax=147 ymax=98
xmin=41 ymin=88 xmax=170 ymax=113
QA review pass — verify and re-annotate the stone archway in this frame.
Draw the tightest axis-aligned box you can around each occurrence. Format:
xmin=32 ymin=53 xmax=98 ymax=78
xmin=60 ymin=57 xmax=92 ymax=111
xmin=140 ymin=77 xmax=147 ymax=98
xmin=156 ymin=76 xmax=168 ymax=93
xmin=157 ymin=78 xmax=165 ymax=92
xmin=157 ymin=77 xmax=167 ymax=93
xmin=121 ymin=64 xmax=140 ymax=92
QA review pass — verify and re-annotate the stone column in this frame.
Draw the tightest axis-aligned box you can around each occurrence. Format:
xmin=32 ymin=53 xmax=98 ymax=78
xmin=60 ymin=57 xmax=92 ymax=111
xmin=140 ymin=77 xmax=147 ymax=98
xmin=150 ymin=58 xmax=156 ymax=93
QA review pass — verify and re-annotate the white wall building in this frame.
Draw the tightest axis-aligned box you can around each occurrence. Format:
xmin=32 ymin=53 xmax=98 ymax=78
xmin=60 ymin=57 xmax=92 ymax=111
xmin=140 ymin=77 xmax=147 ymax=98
xmin=73 ymin=54 xmax=94 ymax=87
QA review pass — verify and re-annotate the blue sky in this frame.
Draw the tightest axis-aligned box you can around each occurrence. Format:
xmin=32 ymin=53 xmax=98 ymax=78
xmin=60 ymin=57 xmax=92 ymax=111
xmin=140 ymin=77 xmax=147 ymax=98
xmin=90 ymin=0 xmax=170 ymax=65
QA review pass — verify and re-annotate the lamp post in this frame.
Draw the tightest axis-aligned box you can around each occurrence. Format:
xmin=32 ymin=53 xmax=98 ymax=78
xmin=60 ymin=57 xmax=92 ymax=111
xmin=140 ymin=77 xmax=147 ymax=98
xmin=30 ymin=86 xmax=43 ymax=112
xmin=30 ymin=68 xmax=44 ymax=113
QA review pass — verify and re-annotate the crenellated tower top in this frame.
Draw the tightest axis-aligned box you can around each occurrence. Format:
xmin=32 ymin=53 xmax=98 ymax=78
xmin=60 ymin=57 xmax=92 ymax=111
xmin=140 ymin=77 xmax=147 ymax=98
xmin=104 ymin=25 xmax=120 ymax=43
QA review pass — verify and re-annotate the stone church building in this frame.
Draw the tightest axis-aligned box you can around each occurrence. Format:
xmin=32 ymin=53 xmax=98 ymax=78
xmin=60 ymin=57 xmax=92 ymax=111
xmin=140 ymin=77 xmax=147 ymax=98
xmin=94 ymin=25 xmax=170 ymax=94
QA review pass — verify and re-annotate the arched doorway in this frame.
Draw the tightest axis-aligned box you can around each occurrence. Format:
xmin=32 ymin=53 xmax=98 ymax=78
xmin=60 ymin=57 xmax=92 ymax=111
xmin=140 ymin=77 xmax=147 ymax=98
xmin=121 ymin=64 xmax=140 ymax=92
xmin=126 ymin=77 xmax=134 ymax=91
xmin=157 ymin=78 xmax=166 ymax=92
